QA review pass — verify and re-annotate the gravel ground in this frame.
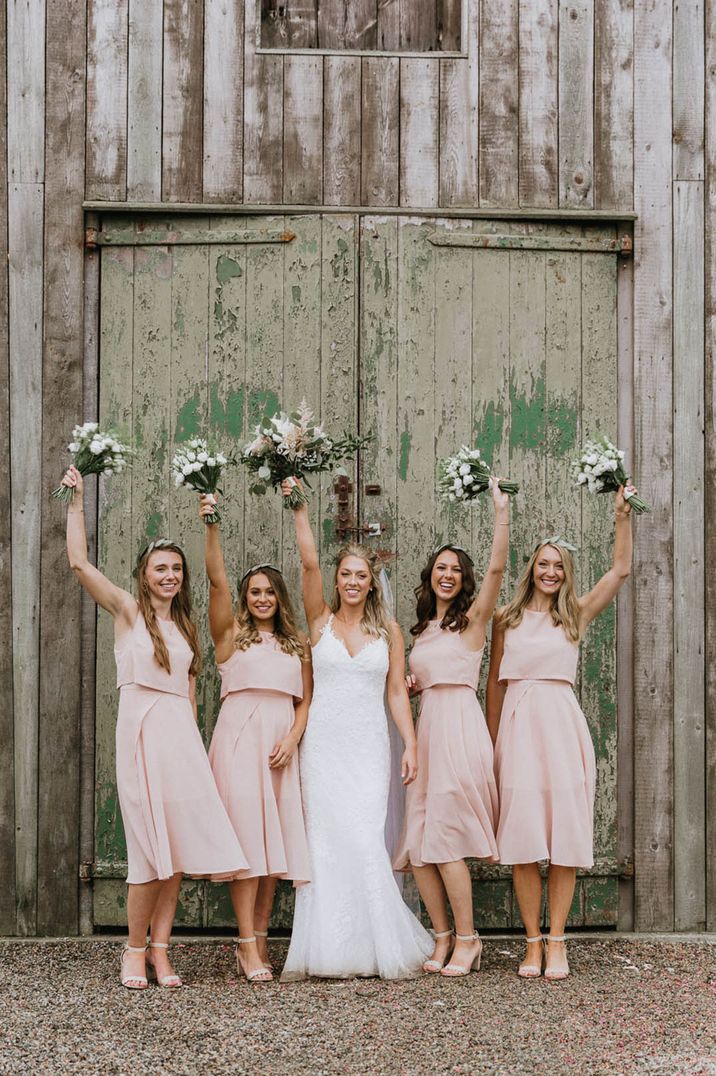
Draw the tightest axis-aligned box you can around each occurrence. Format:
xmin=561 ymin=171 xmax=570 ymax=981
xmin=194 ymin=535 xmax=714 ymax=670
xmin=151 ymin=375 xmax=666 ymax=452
xmin=1 ymin=936 xmax=715 ymax=1075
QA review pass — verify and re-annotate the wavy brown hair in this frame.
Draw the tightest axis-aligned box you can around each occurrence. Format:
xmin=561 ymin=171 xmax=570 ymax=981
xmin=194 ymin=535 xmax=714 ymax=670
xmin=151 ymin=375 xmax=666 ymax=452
xmin=331 ymin=543 xmax=392 ymax=644
xmin=500 ymin=542 xmax=582 ymax=643
xmin=234 ymin=567 xmax=306 ymax=658
xmin=411 ymin=545 xmax=477 ymax=637
xmin=136 ymin=543 xmax=202 ymax=677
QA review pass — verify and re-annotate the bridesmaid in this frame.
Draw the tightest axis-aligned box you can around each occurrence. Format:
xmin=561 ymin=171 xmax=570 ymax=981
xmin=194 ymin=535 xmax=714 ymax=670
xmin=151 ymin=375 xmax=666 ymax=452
xmin=486 ymin=486 xmax=635 ymax=981
xmin=63 ymin=466 xmax=247 ymax=990
xmin=393 ymin=479 xmax=509 ymax=977
xmin=199 ymin=495 xmax=312 ymax=984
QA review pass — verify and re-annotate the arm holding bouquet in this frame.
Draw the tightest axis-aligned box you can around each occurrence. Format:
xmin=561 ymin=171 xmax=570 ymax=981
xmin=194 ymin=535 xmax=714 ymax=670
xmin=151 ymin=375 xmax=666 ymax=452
xmin=577 ymin=485 xmax=634 ymax=628
xmin=281 ymin=477 xmax=329 ymax=631
xmin=460 ymin=478 xmax=510 ymax=649
xmin=199 ymin=493 xmax=236 ymax=663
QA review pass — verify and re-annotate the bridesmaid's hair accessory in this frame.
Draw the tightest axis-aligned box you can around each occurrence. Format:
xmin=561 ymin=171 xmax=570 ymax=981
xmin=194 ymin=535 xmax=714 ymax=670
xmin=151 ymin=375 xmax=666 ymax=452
xmin=535 ymin=535 xmax=578 ymax=553
xmin=240 ymin=562 xmax=282 ymax=584
xmin=430 ymin=541 xmax=474 ymax=565
xmin=135 ymin=537 xmax=179 ymax=568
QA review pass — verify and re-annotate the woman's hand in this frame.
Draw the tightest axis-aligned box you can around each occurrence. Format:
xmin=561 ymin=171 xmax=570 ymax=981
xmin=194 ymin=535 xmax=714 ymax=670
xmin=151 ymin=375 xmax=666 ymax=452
xmin=615 ymin=483 xmax=636 ymax=518
xmin=280 ymin=476 xmax=304 ymax=504
xmin=62 ymin=464 xmax=84 ymax=499
xmin=269 ymin=734 xmax=299 ymax=769
xmin=489 ymin=476 xmax=510 ymax=513
xmin=405 ymin=673 xmax=421 ymax=699
xmin=401 ymin=743 xmax=418 ymax=785
xmin=199 ymin=492 xmax=218 ymax=521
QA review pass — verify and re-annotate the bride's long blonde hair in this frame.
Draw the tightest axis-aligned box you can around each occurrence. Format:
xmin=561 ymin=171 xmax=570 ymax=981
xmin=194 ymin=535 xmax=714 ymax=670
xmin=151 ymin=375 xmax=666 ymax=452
xmin=331 ymin=543 xmax=392 ymax=644
xmin=500 ymin=541 xmax=582 ymax=643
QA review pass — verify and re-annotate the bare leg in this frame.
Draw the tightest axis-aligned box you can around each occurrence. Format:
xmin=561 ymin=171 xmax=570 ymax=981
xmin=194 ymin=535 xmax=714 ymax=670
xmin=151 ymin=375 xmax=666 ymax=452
xmin=544 ymin=865 xmax=576 ymax=977
xmin=254 ymin=876 xmax=277 ymax=966
xmin=436 ymin=859 xmax=482 ymax=972
xmin=148 ymin=873 xmax=183 ymax=980
xmin=412 ymin=864 xmax=452 ymax=968
xmin=125 ymin=879 xmax=162 ymax=981
xmin=229 ymin=878 xmax=271 ymax=980
xmin=512 ymin=863 xmax=544 ymax=973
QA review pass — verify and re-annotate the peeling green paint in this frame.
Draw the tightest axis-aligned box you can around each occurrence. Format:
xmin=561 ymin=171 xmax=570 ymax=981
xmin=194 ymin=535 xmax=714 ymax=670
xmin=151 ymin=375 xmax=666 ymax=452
xmin=249 ymin=388 xmax=280 ymax=427
xmin=216 ymin=254 xmax=242 ymax=284
xmin=175 ymin=393 xmax=202 ymax=442
xmin=144 ymin=511 xmax=163 ymax=540
xmin=510 ymin=375 xmax=546 ymax=451
xmin=474 ymin=402 xmax=504 ymax=465
xmin=547 ymin=398 xmax=578 ymax=456
xmin=322 ymin=517 xmax=334 ymax=547
xmin=173 ymin=298 xmax=185 ymax=336
xmin=399 ymin=431 xmax=411 ymax=481
xmin=291 ymin=284 xmax=301 ymax=304
xmin=210 ymin=384 xmax=244 ymax=438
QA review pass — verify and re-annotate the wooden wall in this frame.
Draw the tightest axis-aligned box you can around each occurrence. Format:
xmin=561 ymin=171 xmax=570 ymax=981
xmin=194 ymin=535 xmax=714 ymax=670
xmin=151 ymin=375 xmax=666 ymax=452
xmin=1 ymin=0 xmax=713 ymax=934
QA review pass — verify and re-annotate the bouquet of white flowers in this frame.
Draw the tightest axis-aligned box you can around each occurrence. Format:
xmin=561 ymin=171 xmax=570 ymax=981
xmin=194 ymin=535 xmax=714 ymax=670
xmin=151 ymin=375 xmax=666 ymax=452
xmin=570 ymin=435 xmax=649 ymax=514
xmin=51 ymin=422 xmax=130 ymax=503
xmin=172 ymin=439 xmax=231 ymax=524
xmin=241 ymin=400 xmax=371 ymax=509
xmin=437 ymin=446 xmax=519 ymax=503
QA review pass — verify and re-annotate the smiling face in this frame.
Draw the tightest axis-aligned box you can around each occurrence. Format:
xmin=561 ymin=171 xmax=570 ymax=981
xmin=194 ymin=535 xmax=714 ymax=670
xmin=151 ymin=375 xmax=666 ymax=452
xmin=144 ymin=549 xmax=184 ymax=604
xmin=245 ymin=572 xmax=278 ymax=627
xmin=335 ymin=554 xmax=373 ymax=609
xmin=430 ymin=549 xmax=464 ymax=605
xmin=532 ymin=544 xmax=566 ymax=598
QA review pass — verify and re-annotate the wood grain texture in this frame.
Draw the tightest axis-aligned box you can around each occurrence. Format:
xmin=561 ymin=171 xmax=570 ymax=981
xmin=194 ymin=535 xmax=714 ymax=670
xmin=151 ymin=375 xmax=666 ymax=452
xmin=323 ymin=57 xmax=361 ymax=205
xmin=633 ymin=0 xmax=674 ymax=931
xmin=377 ymin=0 xmax=399 ymax=50
xmin=673 ymin=182 xmax=706 ymax=930
xmin=244 ymin=1 xmax=283 ymax=202
xmin=203 ymin=0 xmax=244 ymax=201
xmin=400 ymin=0 xmax=436 ymax=50
xmin=439 ymin=0 xmax=462 ymax=49
xmin=283 ymin=55 xmax=323 ymax=204
xmin=706 ymin=0 xmax=716 ymax=933
xmin=86 ymin=0 xmax=128 ymax=199
xmin=361 ymin=58 xmax=399 ymax=205
xmin=127 ymin=0 xmax=162 ymax=201
xmin=9 ymin=183 xmax=44 ymax=935
xmin=518 ymin=0 xmax=559 ymax=207
xmin=400 ymin=59 xmax=439 ymax=207
xmin=558 ymin=0 xmax=594 ymax=207
xmin=318 ymin=0 xmax=377 ymax=48
xmin=163 ymin=0 xmax=204 ymax=201
xmin=37 ymin=0 xmax=87 ymax=935
xmin=479 ymin=0 xmax=518 ymax=206
xmin=594 ymin=0 xmax=634 ymax=210
xmin=440 ymin=0 xmax=478 ymax=206
xmin=261 ymin=0 xmax=318 ymax=47
xmin=0 ymin=0 xmax=16 ymax=934
xmin=673 ymin=0 xmax=704 ymax=181
xmin=7 ymin=0 xmax=46 ymax=183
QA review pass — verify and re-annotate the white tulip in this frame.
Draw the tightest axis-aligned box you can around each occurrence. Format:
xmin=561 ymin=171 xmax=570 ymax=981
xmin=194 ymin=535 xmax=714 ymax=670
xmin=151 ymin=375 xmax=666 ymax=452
xmin=197 ymin=451 xmax=208 ymax=462
xmin=89 ymin=441 xmax=102 ymax=454
xmin=182 ymin=464 xmax=193 ymax=476
xmin=577 ymin=473 xmax=588 ymax=484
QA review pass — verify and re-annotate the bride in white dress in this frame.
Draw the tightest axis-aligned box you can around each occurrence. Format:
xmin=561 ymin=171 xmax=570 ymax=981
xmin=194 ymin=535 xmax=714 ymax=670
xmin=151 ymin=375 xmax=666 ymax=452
xmin=280 ymin=480 xmax=432 ymax=980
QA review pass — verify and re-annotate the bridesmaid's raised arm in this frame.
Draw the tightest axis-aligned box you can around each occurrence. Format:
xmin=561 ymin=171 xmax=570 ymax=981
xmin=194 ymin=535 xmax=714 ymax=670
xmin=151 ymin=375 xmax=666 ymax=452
xmin=200 ymin=494 xmax=235 ymax=662
xmin=462 ymin=479 xmax=510 ymax=644
xmin=577 ymin=486 xmax=634 ymax=629
xmin=63 ymin=464 xmax=135 ymax=626
xmin=281 ymin=477 xmax=329 ymax=629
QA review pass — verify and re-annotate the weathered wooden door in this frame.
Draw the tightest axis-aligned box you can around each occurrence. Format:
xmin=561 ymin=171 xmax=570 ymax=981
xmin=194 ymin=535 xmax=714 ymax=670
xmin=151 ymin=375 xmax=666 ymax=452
xmin=94 ymin=214 xmax=624 ymax=929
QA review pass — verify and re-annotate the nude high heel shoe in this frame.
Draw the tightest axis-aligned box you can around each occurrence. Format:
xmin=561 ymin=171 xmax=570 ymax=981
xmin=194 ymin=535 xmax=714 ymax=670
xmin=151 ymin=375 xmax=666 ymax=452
xmin=146 ymin=941 xmax=183 ymax=988
xmin=517 ymin=935 xmax=544 ymax=978
xmin=236 ymin=937 xmax=273 ymax=983
xmin=423 ymin=929 xmax=454 ymax=973
xmin=120 ymin=944 xmax=148 ymax=990
xmin=440 ymin=932 xmax=483 ymax=977
xmin=543 ymin=934 xmax=570 ymax=981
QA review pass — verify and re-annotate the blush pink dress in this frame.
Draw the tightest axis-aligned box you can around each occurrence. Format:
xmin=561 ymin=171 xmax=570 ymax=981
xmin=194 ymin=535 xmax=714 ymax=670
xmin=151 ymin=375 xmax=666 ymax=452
xmin=393 ymin=621 xmax=499 ymax=869
xmin=115 ymin=614 xmax=248 ymax=885
xmin=494 ymin=610 xmax=596 ymax=868
xmin=208 ymin=633 xmax=310 ymax=885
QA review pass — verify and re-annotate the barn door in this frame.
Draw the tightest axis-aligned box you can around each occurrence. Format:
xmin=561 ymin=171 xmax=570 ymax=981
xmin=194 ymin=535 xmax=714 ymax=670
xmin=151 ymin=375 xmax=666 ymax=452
xmin=93 ymin=213 xmax=624 ymax=930
xmin=358 ymin=217 xmax=624 ymax=928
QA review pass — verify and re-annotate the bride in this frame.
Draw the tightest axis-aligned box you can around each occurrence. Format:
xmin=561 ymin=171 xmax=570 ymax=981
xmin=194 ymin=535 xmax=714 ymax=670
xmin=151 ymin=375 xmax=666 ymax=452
xmin=280 ymin=479 xmax=432 ymax=979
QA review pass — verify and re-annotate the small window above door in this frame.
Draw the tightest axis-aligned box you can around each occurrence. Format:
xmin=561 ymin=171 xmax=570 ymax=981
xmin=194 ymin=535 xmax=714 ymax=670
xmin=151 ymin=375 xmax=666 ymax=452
xmin=259 ymin=0 xmax=464 ymax=55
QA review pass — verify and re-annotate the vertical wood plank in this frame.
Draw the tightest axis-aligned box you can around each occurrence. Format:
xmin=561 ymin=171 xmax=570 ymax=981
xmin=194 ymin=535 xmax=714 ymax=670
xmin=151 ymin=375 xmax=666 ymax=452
xmin=594 ymin=0 xmax=634 ymax=210
xmin=283 ymin=56 xmax=323 ymax=204
xmin=7 ymin=0 xmax=45 ymax=183
xmin=673 ymin=0 xmax=705 ymax=181
xmin=440 ymin=0 xmax=478 ymax=206
xmin=479 ymin=0 xmax=519 ymax=207
xmin=324 ymin=57 xmax=361 ymax=206
xmin=673 ymin=182 xmax=706 ymax=930
xmin=163 ymin=0 xmax=204 ymax=201
xmin=37 ymin=0 xmax=87 ymax=935
xmin=438 ymin=0 xmax=462 ymax=49
xmin=400 ymin=0 xmax=436 ymax=50
xmin=318 ymin=0 xmax=377 ymax=48
xmin=377 ymin=0 xmax=399 ymax=50
xmin=400 ymin=59 xmax=439 ymax=207
xmin=86 ymin=0 xmax=128 ymax=200
xmin=0 ymin=0 xmax=16 ymax=934
xmin=261 ymin=0 xmax=318 ymax=47
xmin=244 ymin=1 xmax=283 ymax=203
xmin=361 ymin=58 xmax=400 ymax=206
xmin=706 ymin=0 xmax=716 ymax=932
xmin=127 ymin=0 xmax=163 ymax=201
xmin=8 ymin=183 xmax=44 ymax=935
xmin=518 ymin=0 xmax=558 ymax=207
xmin=633 ymin=0 xmax=674 ymax=931
xmin=558 ymin=0 xmax=594 ymax=207
xmin=203 ymin=0 xmax=244 ymax=201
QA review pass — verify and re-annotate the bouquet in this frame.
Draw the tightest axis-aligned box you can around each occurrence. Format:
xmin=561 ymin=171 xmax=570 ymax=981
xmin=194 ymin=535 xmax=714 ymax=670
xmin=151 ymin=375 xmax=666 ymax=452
xmin=172 ymin=439 xmax=231 ymax=524
xmin=51 ymin=422 xmax=130 ymax=502
xmin=570 ymin=436 xmax=650 ymax=514
xmin=437 ymin=446 xmax=519 ymax=503
xmin=241 ymin=400 xmax=371 ymax=509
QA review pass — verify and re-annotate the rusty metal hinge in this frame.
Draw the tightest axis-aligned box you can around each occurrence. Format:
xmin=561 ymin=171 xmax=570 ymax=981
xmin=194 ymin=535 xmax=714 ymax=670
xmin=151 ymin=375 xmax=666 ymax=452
xmin=84 ymin=227 xmax=98 ymax=250
xmin=78 ymin=862 xmax=94 ymax=882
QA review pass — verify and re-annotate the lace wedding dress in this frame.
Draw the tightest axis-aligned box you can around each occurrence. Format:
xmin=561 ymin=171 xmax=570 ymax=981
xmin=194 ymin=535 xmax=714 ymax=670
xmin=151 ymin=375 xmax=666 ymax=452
xmin=281 ymin=616 xmax=433 ymax=980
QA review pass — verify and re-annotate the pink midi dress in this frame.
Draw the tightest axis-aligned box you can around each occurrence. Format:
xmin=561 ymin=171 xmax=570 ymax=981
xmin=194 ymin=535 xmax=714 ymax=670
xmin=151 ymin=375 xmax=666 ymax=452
xmin=115 ymin=614 xmax=248 ymax=885
xmin=393 ymin=621 xmax=499 ymax=869
xmin=494 ymin=610 xmax=596 ymax=868
xmin=208 ymin=633 xmax=310 ymax=885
